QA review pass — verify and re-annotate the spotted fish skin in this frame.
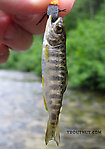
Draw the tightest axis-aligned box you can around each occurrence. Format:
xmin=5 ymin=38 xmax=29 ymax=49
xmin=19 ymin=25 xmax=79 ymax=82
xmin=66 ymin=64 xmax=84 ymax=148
xmin=42 ymin=15 xmax=68 ymax=145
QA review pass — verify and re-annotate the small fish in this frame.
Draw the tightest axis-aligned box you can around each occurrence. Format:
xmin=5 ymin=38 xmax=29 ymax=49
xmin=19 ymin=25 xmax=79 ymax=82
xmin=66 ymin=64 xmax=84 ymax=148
xmin=42 ymin=15 xmax=68 ymax=146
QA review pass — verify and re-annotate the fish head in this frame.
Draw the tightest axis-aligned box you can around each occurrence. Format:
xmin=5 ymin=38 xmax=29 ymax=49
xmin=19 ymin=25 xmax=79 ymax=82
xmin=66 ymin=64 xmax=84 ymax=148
xmin=53 ymin=17 xmax=65 ymax=35
xmin=44 ymin=15 xmax=66 ymax=45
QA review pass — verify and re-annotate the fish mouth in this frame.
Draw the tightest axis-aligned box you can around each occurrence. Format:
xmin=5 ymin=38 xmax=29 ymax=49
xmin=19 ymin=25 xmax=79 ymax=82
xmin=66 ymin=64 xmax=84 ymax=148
xmin=54 ymin=17 xmax=63 ymax=24
xmin=48 ymin=15 xmax=63 ymax=25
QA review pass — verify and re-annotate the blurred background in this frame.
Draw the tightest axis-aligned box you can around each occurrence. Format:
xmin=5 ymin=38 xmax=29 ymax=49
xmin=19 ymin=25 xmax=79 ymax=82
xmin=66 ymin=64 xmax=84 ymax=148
xmin=0 ymin=0 xmax=105 ymax=149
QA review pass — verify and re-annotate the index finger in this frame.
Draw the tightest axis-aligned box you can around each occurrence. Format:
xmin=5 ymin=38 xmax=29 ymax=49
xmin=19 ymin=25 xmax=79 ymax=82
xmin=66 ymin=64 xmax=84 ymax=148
xmin=0 ymin=0 xmax=51 ymax=15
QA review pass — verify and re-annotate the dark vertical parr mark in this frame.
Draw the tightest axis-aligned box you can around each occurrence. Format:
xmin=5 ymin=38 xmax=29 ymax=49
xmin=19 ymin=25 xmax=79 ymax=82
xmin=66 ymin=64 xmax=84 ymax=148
xmin=50 ymin=94 xmax=61 ymax=99
xmin=51 ymin=113 xmax=56 ymax=120
xmin=51 ymin=76 xmax=64 ymax=81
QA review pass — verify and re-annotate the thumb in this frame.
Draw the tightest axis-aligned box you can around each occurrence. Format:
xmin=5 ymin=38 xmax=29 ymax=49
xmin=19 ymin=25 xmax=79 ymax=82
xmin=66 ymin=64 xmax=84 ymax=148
xmin=0 ymin=0 xmax=51 ymax=15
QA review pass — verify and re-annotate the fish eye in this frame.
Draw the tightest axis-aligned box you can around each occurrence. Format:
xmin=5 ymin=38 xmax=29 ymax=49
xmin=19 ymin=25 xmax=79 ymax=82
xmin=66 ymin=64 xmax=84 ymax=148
xmin=57 ymin=26 xmax=62 ymax=31
xmin=55 ymin=25 xmax=63 ymax=34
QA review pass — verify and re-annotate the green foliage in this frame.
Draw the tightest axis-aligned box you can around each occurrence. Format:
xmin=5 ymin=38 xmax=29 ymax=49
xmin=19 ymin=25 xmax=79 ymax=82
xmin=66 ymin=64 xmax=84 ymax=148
xmin=97 ymin=0 xmax=105 ymax=15
xmin=64 ymin=0 xmax=104 ymax=31
xmin=64 ymin=0 xmax=90 ymax=31
xmin=67 ymin=16 xmax=105 ymax=90
xmin=1 ymin=0 xmax=105 ymax=91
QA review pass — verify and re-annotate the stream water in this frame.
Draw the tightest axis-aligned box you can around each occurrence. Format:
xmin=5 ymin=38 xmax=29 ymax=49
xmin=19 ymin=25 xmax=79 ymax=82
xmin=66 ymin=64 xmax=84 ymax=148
xmin=0 ymin=70 xmax=105 ymax=149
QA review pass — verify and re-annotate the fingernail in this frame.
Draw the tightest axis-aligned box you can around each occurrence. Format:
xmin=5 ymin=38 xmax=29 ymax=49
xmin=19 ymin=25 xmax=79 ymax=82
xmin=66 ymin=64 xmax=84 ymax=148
xmin=4 ymin=23 xmax=17 ymax=40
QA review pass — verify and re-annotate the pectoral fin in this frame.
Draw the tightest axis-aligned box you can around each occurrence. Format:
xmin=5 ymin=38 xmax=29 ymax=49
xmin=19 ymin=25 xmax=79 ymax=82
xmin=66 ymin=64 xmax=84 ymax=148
xmin=43 ymin=96 xmax=48 ymax=111
xmin=45 ymin=45 xmax=49 ymax=62
xmin=42 ymin=76 xmax=44 ymax=88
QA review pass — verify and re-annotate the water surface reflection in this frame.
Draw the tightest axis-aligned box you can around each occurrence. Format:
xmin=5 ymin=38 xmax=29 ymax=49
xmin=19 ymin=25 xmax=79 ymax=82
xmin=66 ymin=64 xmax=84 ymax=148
xmin=0 ymin=70 xmax=105 ymax=149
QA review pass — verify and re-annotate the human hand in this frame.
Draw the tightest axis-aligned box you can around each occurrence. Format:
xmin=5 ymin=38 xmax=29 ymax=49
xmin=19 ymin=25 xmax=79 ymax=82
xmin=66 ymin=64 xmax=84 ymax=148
xmin=0 ymin=0 xmax=76 ymax=64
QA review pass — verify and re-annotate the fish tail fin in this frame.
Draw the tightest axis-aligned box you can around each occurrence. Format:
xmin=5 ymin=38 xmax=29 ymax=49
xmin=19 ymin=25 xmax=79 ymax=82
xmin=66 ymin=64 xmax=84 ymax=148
xmin=54 ymin=120 xmax=60 ymax=146
xmin=45 ymin=119 xmax=60 ymax=146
